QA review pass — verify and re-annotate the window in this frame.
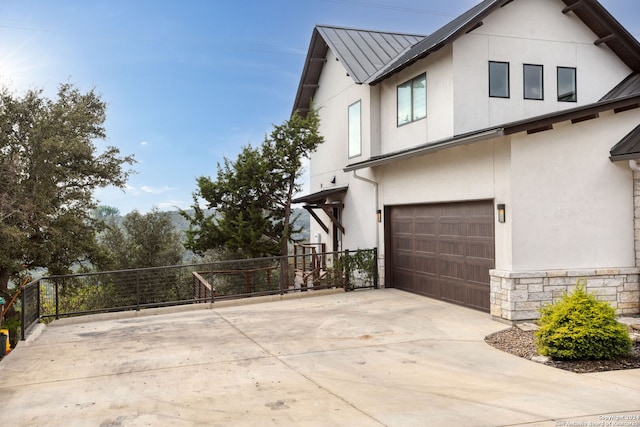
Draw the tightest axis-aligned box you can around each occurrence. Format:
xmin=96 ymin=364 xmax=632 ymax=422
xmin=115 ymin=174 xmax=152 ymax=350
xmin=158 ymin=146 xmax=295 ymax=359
xmin=523 ymin=64 xmax=543 ymax=100
xmin=397 ymin=73 xmax=426 ymax=126
xmin=489 ymin=61 xmax=509 ymax=98
xmin=348 ymin=100 xmax=361 ymax=158
xmin=557 ymin=67 xmax=577 ymax=102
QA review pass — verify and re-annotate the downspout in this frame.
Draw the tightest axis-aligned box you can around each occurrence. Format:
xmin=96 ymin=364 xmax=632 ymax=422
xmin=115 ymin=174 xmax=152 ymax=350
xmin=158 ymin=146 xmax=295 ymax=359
xmin=629 ymin=160 xmax=640 ymax=269
xmin=351 ymin=170 xmax=380 ymax=249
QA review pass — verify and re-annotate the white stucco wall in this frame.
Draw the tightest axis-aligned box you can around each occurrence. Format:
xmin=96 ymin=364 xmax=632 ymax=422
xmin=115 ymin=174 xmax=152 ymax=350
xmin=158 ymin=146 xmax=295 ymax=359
xmin=378 ymin=46 xmax=455 ymax=154
xmin=304 ymin=49 xmax=379 ymax=250
xmin=452 ymin=0 xmax=632 ymax=134
xmin=509 ymin=110 xmax=637 ymax=270
xmin=310 ymin=49 xmax=361 ymax=191
xmin=377 ymin=138 xmax=513 ymax=270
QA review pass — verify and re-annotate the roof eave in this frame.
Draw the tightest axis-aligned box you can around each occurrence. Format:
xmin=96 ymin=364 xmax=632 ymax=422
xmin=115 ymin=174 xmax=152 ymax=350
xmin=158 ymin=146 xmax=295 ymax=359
xmin=609 ymin=153 xmax=640 ymax=162
xmin=368 ymin=0 xmax=509 ymax=86
xmin=344 ymin=128 xmax=505 ymax=172
xmin=562 ymin=0 xmax=640 ymax=72
xmin=291 ymin=29 xmax=328 ymax=117
xmin=292 ymin=185 xmax=349 ymax=204
xmin=345 ymin=94 xmax=640 ymax=172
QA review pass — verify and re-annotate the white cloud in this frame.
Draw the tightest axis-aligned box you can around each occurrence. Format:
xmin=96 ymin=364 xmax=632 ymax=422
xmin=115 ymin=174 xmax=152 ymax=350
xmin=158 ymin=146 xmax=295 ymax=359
xmin=140 ymin=185 xmax=174 ymax=194
xmin=140 ymin=141 xmax=149 ymax=146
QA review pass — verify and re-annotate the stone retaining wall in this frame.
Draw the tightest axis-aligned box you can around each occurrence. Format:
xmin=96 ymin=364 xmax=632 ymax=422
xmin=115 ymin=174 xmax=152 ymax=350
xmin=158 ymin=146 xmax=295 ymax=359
xmin=490 ymin=268 xmax=640 ymax=321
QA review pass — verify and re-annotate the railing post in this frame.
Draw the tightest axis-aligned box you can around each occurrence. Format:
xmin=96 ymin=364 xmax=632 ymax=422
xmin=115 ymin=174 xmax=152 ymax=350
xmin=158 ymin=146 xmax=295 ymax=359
xmin=373 ymin=247 xmax=379 ymax=289
xmin=344 ymin=249 xmax=351 ymax=291
xmin=55 ymin=280 xmax=60 ymax=320
xmin=37 ymin=280 xmax=41 ymax=321
xmin=279 ymin=256 xmax=285 ymax=296
xmin=136 ymin=270 xmax=140 ymax=311
xmin=20 ymin=286 xmax=26 ymax=341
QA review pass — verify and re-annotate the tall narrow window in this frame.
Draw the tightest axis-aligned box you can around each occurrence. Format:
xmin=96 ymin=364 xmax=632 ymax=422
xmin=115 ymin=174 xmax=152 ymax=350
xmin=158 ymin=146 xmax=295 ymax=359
xmin=489 ymin=61 xmax=509 ymax=98
xmin=397 ymin=73 xmax=426 ymax=126
xmin=557 ymin=67 xmax=577 ymax=102
xmin=524 ymin=64 xmax=543 ymax=100
xmin=348 ymin=100 xmax=361 ymax=158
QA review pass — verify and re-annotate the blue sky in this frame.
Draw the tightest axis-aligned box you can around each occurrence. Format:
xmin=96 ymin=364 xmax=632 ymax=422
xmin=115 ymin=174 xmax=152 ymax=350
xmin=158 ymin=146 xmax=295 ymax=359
xmin=1 ymin=0 xmax=638 ymax=215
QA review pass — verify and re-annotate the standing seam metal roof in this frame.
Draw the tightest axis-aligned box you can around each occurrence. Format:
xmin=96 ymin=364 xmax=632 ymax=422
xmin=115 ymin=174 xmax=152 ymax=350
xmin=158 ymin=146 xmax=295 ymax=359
xmin=601 ymin=73 xmax=640 ymax=101
xmin=315 ymin=26 xmax=424 ymax=84
xmin=367 ymin=0 xmax=507 ymax=84
xmin=291 ymin=26 xmax=424 ymax=115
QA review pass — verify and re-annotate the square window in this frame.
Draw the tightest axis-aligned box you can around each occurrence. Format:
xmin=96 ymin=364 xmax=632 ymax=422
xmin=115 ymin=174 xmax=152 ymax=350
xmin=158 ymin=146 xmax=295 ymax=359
xmin=524 ymin=64 xmax=544 ymax=100
xmin=397 ymin=73 xmax=426 ymax=126
xmin=348 ymin=100 xmax=361 ymax=158
xmin=489 ymin=61 xmax=509 ymax=98
xmin=558 ymin=67 xmax=577 ymax=102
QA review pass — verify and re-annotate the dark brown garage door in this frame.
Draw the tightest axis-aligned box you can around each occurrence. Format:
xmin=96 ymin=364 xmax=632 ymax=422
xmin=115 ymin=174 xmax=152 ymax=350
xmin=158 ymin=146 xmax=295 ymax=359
xmin=387 ymin=200 xmax=495 ymax=312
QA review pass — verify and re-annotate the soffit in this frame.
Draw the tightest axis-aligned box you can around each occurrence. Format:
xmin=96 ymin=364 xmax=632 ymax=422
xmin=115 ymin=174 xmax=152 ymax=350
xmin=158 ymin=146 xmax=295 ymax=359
xmin=562 ymin=0 xmax=640 ymax=72
xmin=291 ymin=185 xmax=348 ymax=204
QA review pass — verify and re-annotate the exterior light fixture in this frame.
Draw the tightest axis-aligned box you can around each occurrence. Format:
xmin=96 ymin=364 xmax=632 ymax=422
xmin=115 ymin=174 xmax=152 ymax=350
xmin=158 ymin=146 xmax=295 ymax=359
xmin=377 ymin=209 xmax=382 ymax=223
xmin=497 ymin=204 xmax=506 ymax=223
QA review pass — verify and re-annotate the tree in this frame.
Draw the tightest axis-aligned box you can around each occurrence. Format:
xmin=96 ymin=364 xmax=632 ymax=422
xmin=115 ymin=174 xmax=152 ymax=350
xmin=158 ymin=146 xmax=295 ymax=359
xmin=97 ymin=209 xmax=187 ymax=305
xmin=93 ymin=205 xmax=120 ymax=220
xmin=99 ymin=209 xmax=185 ymax=270
xmin=183 ymin=108 xmax=323 ymax=266
xmin=185 ymin=145 xmax=280 ymax=260
xmin=0 ymin=84 xmax=135 ymax=295
xmin=262 ymin=108 xmax=323 ymax=261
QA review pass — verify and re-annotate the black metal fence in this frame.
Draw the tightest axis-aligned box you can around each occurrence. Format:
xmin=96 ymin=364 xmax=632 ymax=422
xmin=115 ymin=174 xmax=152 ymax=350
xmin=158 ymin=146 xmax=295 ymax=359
xmin=20 ymin=248 xmax=378 ymax=340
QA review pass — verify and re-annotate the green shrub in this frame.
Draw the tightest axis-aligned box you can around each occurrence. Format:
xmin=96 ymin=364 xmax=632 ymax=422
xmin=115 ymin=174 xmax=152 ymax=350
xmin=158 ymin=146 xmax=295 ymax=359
xmin=534 ymin=280 xmax=631 ymax=360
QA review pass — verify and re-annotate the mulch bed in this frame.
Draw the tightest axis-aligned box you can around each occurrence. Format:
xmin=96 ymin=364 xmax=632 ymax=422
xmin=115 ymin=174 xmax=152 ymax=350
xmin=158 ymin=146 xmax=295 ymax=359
xmin=485 ymin=326 xmax=640 ymax=373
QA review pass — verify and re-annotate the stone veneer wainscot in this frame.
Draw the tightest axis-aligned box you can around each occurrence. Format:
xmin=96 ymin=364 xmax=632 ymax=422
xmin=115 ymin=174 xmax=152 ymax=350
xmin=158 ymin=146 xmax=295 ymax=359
xmin=490 ymin=268 xmax=640 ymax=321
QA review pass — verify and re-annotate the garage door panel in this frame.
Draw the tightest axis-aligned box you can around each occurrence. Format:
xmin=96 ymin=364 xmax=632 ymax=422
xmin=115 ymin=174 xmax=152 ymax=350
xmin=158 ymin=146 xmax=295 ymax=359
xmin=414 ymin=219 xmax=436 ymax=235
xmin=439 ymin=222 xmax=465 ymax=238
xmin=466 ymin=241 xmax=494 ymax=259
xmin=439 ymin=258 xmax=466 ymax=280
xmin=393 ymin=220 xmax=414 ymax=235
xmin=415 ymin=274 xmax=440 ymax=298
xmin=394 ymin=236 xmax=414 ymax=251
xmin=389 ymin=200 xmax=494 ymax=312
xmin=395 ymin=270 xmax=415 ymax=291
xmin=414 ymin=234 xmax=437 ymax=253
xmin=467 ymin=222 xmax=493 ymax=238
xmin=414 ymin=253 xmax=438 ymax=275
xmin=439 ymin=239 xmax=465 ymax=257
xmin=467 ymin=262 xmax=491 ymax=284
xmin=395 ymin=250 xmax=414 ymax=270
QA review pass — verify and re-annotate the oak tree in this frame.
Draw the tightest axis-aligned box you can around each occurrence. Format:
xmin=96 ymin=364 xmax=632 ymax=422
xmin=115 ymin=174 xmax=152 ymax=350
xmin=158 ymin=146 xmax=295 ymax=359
xmin=0 ymin=84 xmax=134 ymax=295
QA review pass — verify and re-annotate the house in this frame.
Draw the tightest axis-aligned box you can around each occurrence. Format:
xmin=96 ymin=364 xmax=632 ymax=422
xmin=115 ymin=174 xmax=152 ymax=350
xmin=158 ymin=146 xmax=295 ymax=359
xmin=291 ymin=0 xmax=640 ymax=321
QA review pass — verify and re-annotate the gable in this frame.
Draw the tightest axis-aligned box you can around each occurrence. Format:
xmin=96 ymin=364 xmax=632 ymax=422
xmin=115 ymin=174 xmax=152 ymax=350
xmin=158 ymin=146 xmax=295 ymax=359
xmin=317 ymin=26 xmax=424 ymax=84
xmin=292 ymin=26 xmax=423 ymax=116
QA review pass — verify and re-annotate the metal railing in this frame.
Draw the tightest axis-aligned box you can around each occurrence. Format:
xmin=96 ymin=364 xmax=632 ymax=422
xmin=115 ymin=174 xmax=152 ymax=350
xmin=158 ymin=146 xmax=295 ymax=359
xmin=20 ymin=248 xmax=378 ymax=340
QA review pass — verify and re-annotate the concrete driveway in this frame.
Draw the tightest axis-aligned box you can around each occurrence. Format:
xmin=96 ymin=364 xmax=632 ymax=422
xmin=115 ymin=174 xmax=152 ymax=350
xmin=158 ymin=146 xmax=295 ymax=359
xmin=1 ymin=288 xmax=639 ymax=426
